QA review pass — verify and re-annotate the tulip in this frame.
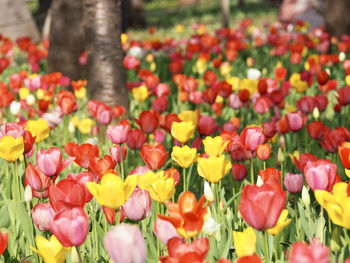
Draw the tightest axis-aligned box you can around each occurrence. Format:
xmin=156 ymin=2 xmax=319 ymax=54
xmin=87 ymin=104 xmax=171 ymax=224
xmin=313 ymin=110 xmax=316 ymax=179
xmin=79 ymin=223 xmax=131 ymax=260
xmin=202 ymin=216 xmax=220 ymax=236
xmin=285 ymin=112 xmax=304 ymax=132
xmin=232 ymin=227 xmax=256 ymax=257
xmin=256 ymin=144 xmax=271 ymax=161
xmin=158 ymin=192 xmax=210 ymax=238
xmin=10 ymin=101 xmax=21 ymax=115
xmin=287 ymin=238 xmax=331 ymax=263
xmin=126 ymin=129 xmax=147 ymax=150
xmin=25 ymin=162 xmax=51 ymax=193
xmin=104 ymin=224 xmax=146 ymax=263
xmin=240 ymin=127 xmax=265 ymax=152
xmin=55 ymin=90 xmax=77 ymax=115
xmin=159 ymin=237 xmax=209 ymax=263
xmin=25 ymin=118 xmax=50 ymax=143
xmin=106 ymin=123 xmax=130 ymax=144
xmin=178 ymin=110 xmax=199 ymax=127
xmin=339 ymin=141 xmax=350 ymax=169
xmin=266 ymin=209 xmax=291 ymax=235
xmin=109 ymin=144 xmax=127 ymax=163
xmin=24 ymin=185 xmax=33 ymax=202
xmin=87 ymin=173 xmax=137 ymax=210
xmin=204 ymin=181 xmax=214 ymax=202
xmin=0 ymin=122 xmax=24 ymax=139
xmin=237 ymin=254 xmax=262 ymax=263
xmin=304 ymin=159 xmax=337 ymax=191
xmin=132 ymin=85 xmax=149 ymax=102
xmin=258 ymin=168 xmax=282 ymax=185
xmin=154 ymin=218 xmax=182 ymax=244
xmin=122 ymin=187 xmax=151 ymax=221
xmin=294 ymin=153 xmax=318 ymax=173
xmin=50 ymin=207 xmax=89 ymax=247
xmin=0 ymin=230 xmax=8 ymax=257
xmin=320 ymin=127 xmax=350 ymax=153
xmin=171 ymin=145 xmax=197 ymax=168
xmin=203 ymin=136 xmax=228 ymax=157
xmin=0 ymin=135 xmax=24 ymax=162
xmin=283 ymin=173 xmax=303 ymax=194
xmin=197 ymin=155 xmax=232 ymax=184
xmin=198 ymin=115 xmax=219 ymax=136
xmin=231 ymin=163 xmax=247 ymax=181
xmin=31 ymin=235 xmax=70 ymax=263
xmin=171 ymin=121 xmax=196 ymax=144
xmin=89 ymin=155 xmax=116 ymax=179
xmin=164 ymin=168 xmax=181 ymax=187
xmin=67 ymin=143 xmax=99 ymax=169
xmin=296 ymin=96 xmax=316 ymax=114
xmin=140 ymin=144 xmax=168 ymax=170
xmin=302 ymin=186 xmax=311 ymax=207
xmin=67 ymin=171 xmax=95 ymax=202
xmin=32 ymin=203 xmax=56 ymax=232
xmin=36 ymin=147 xmax=75 ymax=177
xmin=239 ymin=182 xmax=286 ymax=230
xmin=76 ymin=118 xmax=94 ymax=134
xmin=49 ymin=178 xmax=87 ymax=213
xmin=315 ymin=182 xmax=350 ymax=229
xmin=23 ymin=130 xmax=35 ymax=155
xmin=307 ymin=121 xmax=327 ymax=140
xmin=95 ymin=102 xmax=112 ymax=125
xmin=135 ymin=110 xmax=159 ymax=134
xmin=253 ymin=97 xmax=271 ymax=114
xmin=138 ymin=171 xmax=175 ymax=203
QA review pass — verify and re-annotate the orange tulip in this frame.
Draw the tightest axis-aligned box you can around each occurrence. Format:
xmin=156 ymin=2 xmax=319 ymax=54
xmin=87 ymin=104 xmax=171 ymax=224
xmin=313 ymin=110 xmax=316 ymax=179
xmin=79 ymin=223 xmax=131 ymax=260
xmin=339 ymin=142 xmax=350 ymax=169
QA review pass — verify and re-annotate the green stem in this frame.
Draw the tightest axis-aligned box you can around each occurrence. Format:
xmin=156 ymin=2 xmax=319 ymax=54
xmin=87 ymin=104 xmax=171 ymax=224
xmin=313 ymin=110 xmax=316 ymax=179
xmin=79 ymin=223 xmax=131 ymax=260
xmin=120 ymin=152 xmax=125 ymax=181
xmin=294 ymin=198 xmax=300 ymax=239
xmin=263 ymin=231 xmax=270 ymax=263
xmin=75 ymin=246 xmax=83 ymax=263
xmin=250 ymin=157 xmax=254 ymax=184
xmin=216 ymin=183 xmax=221 ymax=221
xmin=320 ymin=207 xmax=324 ymax=243
xmin=183 ymin=168 xmax=186 ymax=192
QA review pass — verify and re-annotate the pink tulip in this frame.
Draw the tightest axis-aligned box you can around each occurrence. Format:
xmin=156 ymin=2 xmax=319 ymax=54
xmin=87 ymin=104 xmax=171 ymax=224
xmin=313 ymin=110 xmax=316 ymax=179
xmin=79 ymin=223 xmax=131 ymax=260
xmin=283 ymin=173 xmax=303 ymax=194
xmin=285 ymin=112 xmax=304 ymax=132
xmin=154 ymin=129 xmax=165 ymax=143
xmin=36 ymin=147 xmax=75 ymax=177
xmin=240 ymin=127 xmax=265 ymax=152
xmin=106 ymin=124 xmax=130 ymax=144
xmin=129 ymin=165 xmax=151 ymax=176
xmin=253 ymin=97 xmax=271 ymax=114
xmin=32 ymin=203 xmax=56 ymax=232
xmin=122 ymin=187 xmax=151 ymax=221
xmin=228 ymin=94 xmax=243 ymax=109
xmin=67 ymin=171 xmax=95 ymax=202
xmin=104 ymin=224 xmax=146 ymax=263
xmin=154 ymin=218 xmax=183 ymax=245
xmin=0 ymin=122 xmax=24 ymax=139
xmin=109 ymin=145 xmax=127 ymax=163
xmin=50 ymin=207 xmax=89 ymax=247
xmin=288 ymin=237 xmax=331 ymax=263
xmin=304 ymin=159 xmax=337 ymax=191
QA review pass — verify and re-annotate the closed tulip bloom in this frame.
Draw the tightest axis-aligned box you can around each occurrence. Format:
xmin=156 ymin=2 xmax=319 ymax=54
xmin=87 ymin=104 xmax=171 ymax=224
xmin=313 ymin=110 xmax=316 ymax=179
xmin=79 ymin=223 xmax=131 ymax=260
xmin=287 ymin=238 xmax=331 ymax=263
xmin=25 ymin=162 xmax=51 ymax=192
xmin=197 ymin=155 xmax=232 ymax=184
xmin=95 ymin=103 xmax=112 ymax=125
xmin=253 ymin=97 xmax=271 ymax=114
xmin=285 ymin=112 xmax=304 ymax=132
xmin=31 ymin=235 xmax=70 ymax=263
xmin=307 ymin=121 xmax=326 ymax=140
xmin=132 ymin=85 xmax=149 ymax=102
xmin=231 ymin=163 xmax=247 ymax=181
xmin=122 ymin=187 xmax=151 ymax=221
xmin=87 ymin=173 xmax=137 ymax=210
xmin=203 ymin=136 xmax=228 ymax=157
xmin=154 ymin=218 xmax=183 ymax=244
xmin=315 ymin=182 xmax=350 ymax=229
xmin=283 ymin=173 xmax=303 ymax=194
xmin=104 ymin=224 xmax=146 ymax=263
xmin=36 ymin=147 xmax=75 ymax=177
xmin=294 ymin=153 xmax=318 ymax=173
xmin=266 ymin=209 xmax=291 ymax=235
xmin=232 ymin=227 xmax=256 ymax=258
xmin=67 ymin=171 xmax=95 ymax=202
xmin=0 ymin=122 xmax=24 ymax=139
xmin=171 ymin=121 xmax=196 ymax=144
xmin=178 ymin=110 xmax=199 ymax=127
xmin=256 ymin=144 xmax=271 ymax=161
xmin=106 ymin=123 xmax=130 ymax=144
xmin=304 ymin=159 xmax=337 ymax=191
xmin=198 ymin=115 xmax=219 ymax=136
xmin=138 ymin=171 xmax=175 ymax=203
xmin=0 ymin=230 xmax=8 ymax=257
xmin=50 ymin=207 xmax=89 ymax=247
xmin=25 ymin=118 xmax=50 ymax=143
xmin=55 ymin=90 xmax=77 ymax=115
xmin=109 ymin=144 xmax=127 ymax=163
xmin=171 ymin=145 xmax=197 ymax=168
xmin=126 ymin=129 xmax=147 ymax=150
xmin=239 ymin=182 xmax=286 ymax=230
xmin=240 ymin=127 xmax=265 ymax=152
xmin=140 ymin=144 xmax=168 ymax=170
xmin=32 ymin=203 xmax=56 ymax=232
xmin=339 ymin=141 xmax=350 ymax=169
xmin=135 ymin=110 xmax=159 ymax=134
xmin=0 ymin=135 xmax=24 ymax=162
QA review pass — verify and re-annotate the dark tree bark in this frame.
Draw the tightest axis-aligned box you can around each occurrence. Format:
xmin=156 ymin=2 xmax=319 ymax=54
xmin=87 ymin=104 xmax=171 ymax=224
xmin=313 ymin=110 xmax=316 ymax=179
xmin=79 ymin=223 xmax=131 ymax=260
xmin=238 ymin=0 xmax=245 ymax=8
xmin=221 ymin=0 xmax=230 ymax=28
xmin=126 ymin=0 xmax=146 ymax=29
xmin=324 ymin=0 xmax=350 ymax=39
xmin=84 ymin=0 xmax=128 ymax=109
xmin=36 ymin=0 xmax=52 ymax=30
xmin=47 ymin=0 xmax=84 ymax=81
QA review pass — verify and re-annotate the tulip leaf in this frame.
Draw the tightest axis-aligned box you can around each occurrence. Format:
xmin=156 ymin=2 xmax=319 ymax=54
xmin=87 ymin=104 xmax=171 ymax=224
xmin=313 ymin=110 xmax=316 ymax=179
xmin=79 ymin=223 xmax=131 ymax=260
xmin=0 ymin=204 xmax=10 ymax=228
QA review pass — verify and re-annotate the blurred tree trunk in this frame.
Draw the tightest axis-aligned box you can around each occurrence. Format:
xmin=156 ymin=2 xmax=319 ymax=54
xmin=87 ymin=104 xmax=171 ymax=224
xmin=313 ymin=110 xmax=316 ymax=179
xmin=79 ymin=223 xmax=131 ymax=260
xmin=84 ymin=0 xmax=128 ymax=109
xmin=127 ymin=0 xmax=146 ymax=29
xmin=221 ymin=0 xmax=230 ymax=28
xmin=324 ymin=0 xmax=350 ymax=39
xmin=47 ymin=0 xmax=84 ymax=81
xmin=37 ymin=0 xmax=52 ymax=30
xmin=238 ymin=0 xmax=245 ymax=8
xmin=179 ymin=0 xmax=200 ymax=7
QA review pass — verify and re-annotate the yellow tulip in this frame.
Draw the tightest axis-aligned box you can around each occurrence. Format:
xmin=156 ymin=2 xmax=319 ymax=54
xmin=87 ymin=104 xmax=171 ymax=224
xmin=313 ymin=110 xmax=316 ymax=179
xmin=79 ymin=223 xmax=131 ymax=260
xmin=132 ymin=86 xmax=149 ymax=102
xmin=203 ymin=136 xmax=228 ymax=157
xmin=171 ymin=121 xmax=196 ymax=144
xmin=267 ymin=209 xmax=291 ymax=235
xmin=240 ymin=78 xmax=258 ymax=96
xmin=31 ymin=235 xmax=70 ymax=263
xmin=178 ymin=110 xmax=199 ymax=127
xmin=290 ymin=73 xmax=308 ymax=93
xmin=71 ymin=116 xmax=79 ymax=127
xmin=74 ymin=87 xmax=86 ymax=99
xmin=19 ymin=87 xmax=30 ymax=100
xmin=138 ymin=171 xmax=175 ymax=203
xmin=226 ymin=77 xmax=240 ymax=91
xmin=171 ymin=145 xmax=198 ymax=168
xmin=232 ymin=227 xmax=256 ymax=258
xmin=121 ymin=33 xmax=128 ymax=45
xmin=176 ymin=24 xmax=184 ymax=34
xmin=25 ymin=118 xmax=50 ymax=143
xmin=196 ymin=58 xmax=207 ymax=75
xmin=0 ymin=136 xmax=24 ymax=162
xmin=77 ymin=118 xmax=94 ymax=134
xmin=197 ymin=155 xmax=231 ymax=183
xmin=86 ymin=173 xmax=137 ymax=210
xmin=220 ymin=62 xmax=231 ymax=77
xmin=36 ymin=89 xmax=45 ymax=100
xmin=315 ymin=182 xmax=350 ymax=229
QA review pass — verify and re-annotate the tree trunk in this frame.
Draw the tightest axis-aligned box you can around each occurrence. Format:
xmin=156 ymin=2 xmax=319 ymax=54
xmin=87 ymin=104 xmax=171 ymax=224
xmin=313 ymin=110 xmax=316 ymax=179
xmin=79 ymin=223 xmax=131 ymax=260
xmin=37 ymin=0 xmax=52 ymax=30
xmin=324 ymin=0 xmax=350 ymax=39
xmin=47 ymin=0 xmax=84 ymax=81
xmin=221 ymin=0 xmax=230 ymax=28
xmin=126 ymin=0 xmax=146 ymax=29
xmin=238 ymin=0 xmax=245 ymax=8
xmin=84 ymin=0 xmax=128 ymax=109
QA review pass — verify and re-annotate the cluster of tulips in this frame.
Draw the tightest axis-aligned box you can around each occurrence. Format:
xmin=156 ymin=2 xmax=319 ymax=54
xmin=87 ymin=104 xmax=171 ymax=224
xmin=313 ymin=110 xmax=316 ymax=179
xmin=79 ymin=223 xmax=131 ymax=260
xmin=2 ymin=18 xmax=350 ymax=263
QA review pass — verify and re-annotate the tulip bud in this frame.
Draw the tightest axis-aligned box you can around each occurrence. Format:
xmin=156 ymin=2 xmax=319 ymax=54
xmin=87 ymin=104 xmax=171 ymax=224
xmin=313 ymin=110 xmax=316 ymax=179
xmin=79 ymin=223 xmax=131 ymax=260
xmin=24 ymin=185 xmax=33 ymax=202
xmin=339 ymin=52 xmax=345 ymax=62
xmin=32 ymin=203 xmax=56 ymax=232
xmin=277 ymin=147 xmax=285 ymax=163
xmin=313 ymin=107 xmax=320 ymax=120
xmin=10 ymin=101 xmax=21 ymax=115
xmin=122 ymin=187 xmax=151 ymax=221
xmin=70 ymin=246 xmax=80 ymax=263
xmin=302 ymin=186 xmax=310 ymax=207
xmin=256 ymin=176 xmax=263 ymax=186
xmin=325 ymin=68 xmax=331 ymax=76
xmin=68 ymin=121 xmax=75 ymax=133
xmin=204 ymin=181 xmax=214 ymax=202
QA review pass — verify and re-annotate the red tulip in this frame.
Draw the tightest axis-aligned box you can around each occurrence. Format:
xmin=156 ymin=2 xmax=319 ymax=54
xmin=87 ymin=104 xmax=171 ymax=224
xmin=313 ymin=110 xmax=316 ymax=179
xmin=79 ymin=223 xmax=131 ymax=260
xmin=314 ymin=94 xmax=328 ymax=112
xmin=231 ymin=163 xmax=247 ymax=181
xmin=25 ymin=162 xmax=51 ymax=192
xmin=239 ymin=182 xmax=286 ymax=230
xmin=0 ymin=230 xmax=8 ymax=257
xmin=276 ymin=117 xmax=289 ymax=134
xmin=67 ymin=171 xmax=95 ymax=202
xmin=240 ymin=127 xmax=265 ymax=152
xmin=198 ymin=115 xmax=219 ymax=136
xmin=89 ymin=155 xmax=116 ymax=179
xmin=23 ymin=130 xmax=35 ymax=155
xmin=159 ymin=237 xmax=209 ymax=263
xmin=296 ymin=96 xmax=315 ymax=114
xmin=336 ymin=86 xmax=350 ymax=106
xmin=253 ymin=97 xmax=271 ymax=114
xmin=307 ymin=121 xmax=327 ymax=140
xmin=126 ymin=129 xmax=147 ymax=150
xmin=237 ymin=254 xmax=263 ymax=263
xmin=317 ymin=71 xmax=329 ymax=85
xmin=262 ymin=121 xmax=277 ymax=139
xmin=68 ymin=143 xmax=100 ymax=169
xmin=55 ymin=90 xmax=77 ymax=115
xmin=164 ymin=168 xmax=181 ymax=187
xmin=258 ymin=79 xmax=268 ymax=94
xmin=294 ymin=153 xmax=318 ymax=173
xmin=50 ymin=207 xmax=89 ymax=247
xmin=287 ymin=238 xmax=331 ymax=263
xmin=320 ymin=127 xmax=350 ymax=153
xmin=112 ymin=105 xmax=126 ymax=119
xmin=135 ymin=110 xmax=159 ymax=134
xmin=48 ymin=178 xmax=86 ymax=213
xmin=140 ymin=144 xmax=168 ymax=170
xmin=152 ymin=96 xmax=168 ymax=113
xmin=102 ymin=206 xmax=125 ymax=225
xmin=258 ymin=168 xmax=281 ymax=185
xmin=304 ymin=159 xmax=337 ymax=191
xmin=339 ymin=141 xmax=350 ymax=169
xmin=160 ymin=113 xmax=181 ymax=133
